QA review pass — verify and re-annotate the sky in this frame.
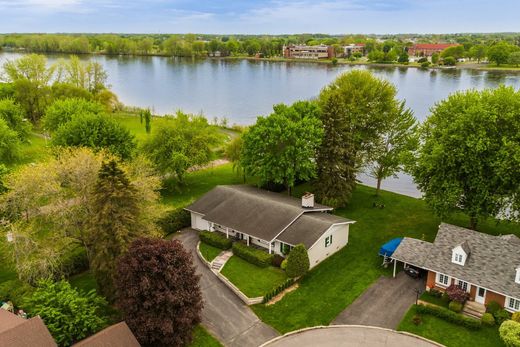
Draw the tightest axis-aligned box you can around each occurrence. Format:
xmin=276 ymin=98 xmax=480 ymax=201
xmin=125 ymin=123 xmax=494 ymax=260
xmin=1 ymin=0 xmax=519 ymax=34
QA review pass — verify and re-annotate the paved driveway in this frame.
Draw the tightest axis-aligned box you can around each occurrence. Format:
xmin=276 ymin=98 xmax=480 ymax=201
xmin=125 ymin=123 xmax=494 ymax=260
xmin=174 ymin=229 xmax=279 ymax=347
xmin=332 ymin=271 xmax=425 ymax=329
xmin=261 ymin=326 xmax=442 ymax=347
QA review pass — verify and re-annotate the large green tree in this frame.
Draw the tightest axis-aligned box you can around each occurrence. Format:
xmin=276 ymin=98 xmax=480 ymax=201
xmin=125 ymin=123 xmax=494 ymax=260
xmin=316 ymin=70 xmax=398 ymax=207
xmin=368 ymin=101 xmax=417 ymax=196
xmin=412 ymin=86 xmax=520 ymax=229
xmin=88 ymin=160 xmax=143 ymax=299
xmin=27 ymin=279 xmax=108 ymax=347
xmin=488 ymin=42 xmax=517 ymax=66
xmin=141 ymin=112 xmax=221 ymax=182
xmin=51 ymin=113 xmax=135 ymax=159
xmin=241 ymin=101 xmax=322 ymax=194
xmin=42 ymin=97 xmax=104 ymax=133
xmin=0 ymin=98 xmax=31 ymax=140
xmin=0 ymin=119 xmax=21 ymax=163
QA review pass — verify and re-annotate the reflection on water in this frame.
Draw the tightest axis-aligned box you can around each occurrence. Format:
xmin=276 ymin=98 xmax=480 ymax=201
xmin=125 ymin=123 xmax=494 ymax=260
xmin=1 ymin=52 xmax=520 ymax=197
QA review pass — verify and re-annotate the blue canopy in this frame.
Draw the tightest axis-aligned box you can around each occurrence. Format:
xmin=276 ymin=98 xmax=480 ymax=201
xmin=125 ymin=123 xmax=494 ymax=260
xmin=379 ymin=238 xmax=403 ymax=257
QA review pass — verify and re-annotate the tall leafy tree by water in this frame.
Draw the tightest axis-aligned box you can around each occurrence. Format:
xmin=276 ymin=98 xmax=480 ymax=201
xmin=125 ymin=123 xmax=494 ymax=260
xmin=412 ymin=86 xmax=520 ymax=229
xmin=241 ymin=101 xmax=323 ymax=194
xmin=316 ymin=70 xmax=398 ymax=207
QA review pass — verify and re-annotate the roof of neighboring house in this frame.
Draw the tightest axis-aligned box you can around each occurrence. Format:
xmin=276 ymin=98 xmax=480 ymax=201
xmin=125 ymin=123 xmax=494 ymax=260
xmin=277 ymin=212 xmax=354 ymax=248
xmin=391 ymin=237 xmax=433 ymax=268
xmin=411 ymin=43 xmax=459 ymax=50
xmin=73 ymin=322 xmax=140 ymax=347
xmin=0 ymin=310 xmax=56 ymax=347
xmin=393 ymin=223 xmax=520 ymax=299
xmin=186 ymin=185 xmax=353 ymax=244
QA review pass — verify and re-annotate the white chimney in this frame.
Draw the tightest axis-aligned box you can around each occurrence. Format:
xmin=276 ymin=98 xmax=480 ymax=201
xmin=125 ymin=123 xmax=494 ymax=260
xmin=302 ymin=192 xmax=315 ymax=208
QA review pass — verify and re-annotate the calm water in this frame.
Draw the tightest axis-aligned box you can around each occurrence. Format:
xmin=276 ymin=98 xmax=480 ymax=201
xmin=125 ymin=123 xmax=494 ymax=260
xmin=2 ymin=52 xmax=520 ymax=197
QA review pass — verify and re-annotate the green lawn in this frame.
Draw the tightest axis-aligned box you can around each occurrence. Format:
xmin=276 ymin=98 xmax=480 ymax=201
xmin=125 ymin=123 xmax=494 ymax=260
xmin=69 ymin=271 xmax=98 ymax=293
xmin=398 ymin=305 xmax=505 ymax=347
xmin=251 ymin=184 xmax=520 ymax=333
xmin=419 ymin=291 xmax=449 ymax=309
xmin=189 ymin=325 xmax=223 ymax=347
xmin=199 ymin=242 xmax=223 ymax=263
xmin=220 ymin=256 xmax=288 ymax=298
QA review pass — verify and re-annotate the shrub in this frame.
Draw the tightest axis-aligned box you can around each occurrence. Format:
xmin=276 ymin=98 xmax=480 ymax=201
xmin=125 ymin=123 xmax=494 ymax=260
xmin=232 ymin=242 xmax=274 ymax=268
xmin=272 ymin=254 xmax=284 ymax=268
xmin=199 ymin=231 xmax=232 ymax=250
xmin=481 ymin=312 xmax=496 ymax=326
xmin=441 ymin=292 xmax=451 ymax=303
xmin=157 ymin=208 xmax=191 ymax=236
xmin=499 ymin=320 xmax=520 ymax=347
xmin=512 ymin=312 xmax=520 ymax=323
xmin=487 ymin=301 xmax=501 ymax=314
xmin=495 ymin=309 xmax=512 ymax=325
xmin=61 ymin=246 xmax=89 ymax=277
xmin=0 ymin=279 xmax=34 ymax=308
xmin=421 ymin=61 xmax=431 ymax=68
xmin=280 ymin=259 xmax=288 ymax=271
xmin=446 ymin=284 xmax=469 ymax=303
xmin=262 ymin=278 xmax=294 ymax=303
xmin=429 ymin=288 xmax=443 ymax=298
xmin=285 ymin=244 xmax=310 ymax=278
xmin=443 ymin=56 xmax=457 ymax=66
xmin=415 ymin=304 xmax=481 ymax=330
xmin=449 ymin=300 xmax=463 ymax=313
xmin=412 ymin=314 xmax=422 ymax=325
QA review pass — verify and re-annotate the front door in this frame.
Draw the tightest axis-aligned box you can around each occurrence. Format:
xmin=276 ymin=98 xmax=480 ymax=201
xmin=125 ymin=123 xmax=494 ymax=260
xmin=475 ymin=286 xmax=486 ymax=304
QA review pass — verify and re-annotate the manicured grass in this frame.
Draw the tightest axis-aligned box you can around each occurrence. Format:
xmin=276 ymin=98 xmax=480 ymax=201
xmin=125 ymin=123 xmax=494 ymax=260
xmin=419 ymin=291 xmax=449 ymax=308
xmin=112 ymin=112 xmax=171 ymax=144
xmin=189 ymin=325 xmax=223 ymax=347
xmin=199 ymin=242 xmax=223 ymax=263
xmin=161 ymin=163 xmax=256 ymax=208
xmin=398 ymin=305 xmax=505 ymax=347
xmin=221 ymin=256 xmax=287 ymax=298
xmin=252 ymin=184 xmax=520 ymax=333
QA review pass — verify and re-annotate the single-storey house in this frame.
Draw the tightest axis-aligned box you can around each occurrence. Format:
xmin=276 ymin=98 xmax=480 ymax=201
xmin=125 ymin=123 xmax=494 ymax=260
xmin=185 ymin=185 xmax=355 ymax=268
xmin=392 ymin=223 xmax=520 ymax=312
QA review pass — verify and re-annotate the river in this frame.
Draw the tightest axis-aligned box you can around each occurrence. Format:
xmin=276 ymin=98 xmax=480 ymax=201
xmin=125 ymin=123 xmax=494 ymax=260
xmin=2 ymin=52 xmax=520 ymax=197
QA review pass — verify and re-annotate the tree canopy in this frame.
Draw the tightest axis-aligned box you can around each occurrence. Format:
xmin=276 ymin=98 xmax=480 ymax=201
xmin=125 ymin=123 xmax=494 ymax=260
xmin=115 ymin=237 xmax=203 ymax=347
xmin=316 ymin=70 xmax=399 ymax=207
xmin=0 ymin=98 xmax=31 ymax=140
xmin=0 ymin=118 xmax=21 ymax=163
xmin=42 ymin=97 xmax=104 ymax=133
xmin=412 ymin=86 xmax=520 ymax=229
xmin=241 ymin=101 xmax=323 ymax=193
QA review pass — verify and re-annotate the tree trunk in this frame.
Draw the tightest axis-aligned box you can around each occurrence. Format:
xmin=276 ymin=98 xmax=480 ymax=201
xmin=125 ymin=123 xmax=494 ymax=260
xmin=469 ymin=216 xmax=478 ymax=230
xmin=376 ymin=177 xmax=382 ymax=196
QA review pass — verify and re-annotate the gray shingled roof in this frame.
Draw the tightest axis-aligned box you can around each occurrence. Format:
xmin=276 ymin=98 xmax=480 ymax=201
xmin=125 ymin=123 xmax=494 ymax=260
xmin=277 ymin=212 xmax=354 ymax=248
xmin=186 ymin=185 xmax=333 ymax=242
xmin=391 ymin=237 xmax=433 ymax=268
xmin=394 ymin=223 xmax=520 ymax=299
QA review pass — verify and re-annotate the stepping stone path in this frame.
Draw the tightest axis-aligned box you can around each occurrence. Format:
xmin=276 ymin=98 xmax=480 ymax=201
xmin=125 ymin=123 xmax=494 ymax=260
xmin=210 ymin=250 xmax=233 ymax=272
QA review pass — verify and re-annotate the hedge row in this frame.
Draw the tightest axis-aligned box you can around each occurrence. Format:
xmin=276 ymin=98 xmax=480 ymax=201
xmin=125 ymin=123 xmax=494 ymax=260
xmin=156 ymin=208 xmax=191 ymax=236
xmin=232 ymin=242 xmax=274 ymax=268
xmin=61 ymin=246 xmax=89 ymax=277
xmin=415 ymin=304 xmax=481 ymax=330
xmin=0 ymin=279 xmax=35 ymax=308
xmin=199 ymin=231 xmax=232 ymax=250
xmin=263 ymin=278 xmax=294 ymax=303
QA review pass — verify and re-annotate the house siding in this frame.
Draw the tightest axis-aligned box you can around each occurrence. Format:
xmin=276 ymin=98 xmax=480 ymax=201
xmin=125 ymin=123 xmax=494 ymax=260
xmin=307 ymin=224 xmax=349 ymax=269
xmin=426 ymin=271 xmax=436 ymax=289
xmin=190 ymin=212 xmax=210 ymax=231
xmin=485 ymin=290 xmax=506 ymax=307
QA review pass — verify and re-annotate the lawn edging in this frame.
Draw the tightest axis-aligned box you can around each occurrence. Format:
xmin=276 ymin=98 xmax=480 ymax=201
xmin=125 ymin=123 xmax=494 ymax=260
xmin=196 ymin=241 xmax=263 ymax=305
xmin=259 ymin=325 xmax=445 ymax=347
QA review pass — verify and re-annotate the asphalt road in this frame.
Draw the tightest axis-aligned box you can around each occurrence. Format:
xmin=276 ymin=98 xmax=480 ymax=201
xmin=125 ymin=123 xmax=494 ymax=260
xmin=174 ymin=229 xmax=279 ymax=347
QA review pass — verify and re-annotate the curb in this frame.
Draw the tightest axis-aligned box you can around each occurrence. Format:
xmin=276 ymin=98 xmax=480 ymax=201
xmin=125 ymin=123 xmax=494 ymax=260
xmin=196 ymin=241 xmax=263 ymax=305
xmin=259 ymin=325 xmax=445 ymax=347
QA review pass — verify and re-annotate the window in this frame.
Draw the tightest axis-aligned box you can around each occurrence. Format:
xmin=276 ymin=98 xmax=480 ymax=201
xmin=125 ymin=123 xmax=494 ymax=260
xmin=456 ymin=279 xmax=468 ymax=292
xmin=325 ymin=235 xmax=333 ymax=247
xmin=437 ymin=273 xmax=449 ymax=286
xmin=507 ymin=297 xmax=520 ymax=311
xmin=455 ymin=254 xmax=463 ymax=263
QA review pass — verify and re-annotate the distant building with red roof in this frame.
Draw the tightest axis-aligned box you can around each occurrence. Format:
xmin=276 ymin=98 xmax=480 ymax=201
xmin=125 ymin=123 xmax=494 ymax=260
xmin=408 ymin=43 xmax=460 ymax=57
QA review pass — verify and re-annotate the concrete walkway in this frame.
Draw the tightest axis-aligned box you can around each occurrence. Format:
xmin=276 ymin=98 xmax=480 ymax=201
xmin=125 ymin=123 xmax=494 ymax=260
xmin=261 ymin=325 xmax=442 ymax=347
xmin=333 ymin=272 xmax=425 ymax=329
xmin=174 ymin=229 xmax=279 ymax=347
xmin=211 ymin=251 xmax=233 ymax=272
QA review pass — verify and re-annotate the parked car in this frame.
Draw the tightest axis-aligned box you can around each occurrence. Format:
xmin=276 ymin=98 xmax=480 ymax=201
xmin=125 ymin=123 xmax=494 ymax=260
xmin=404 ymin=265 xmax=421 ymax=278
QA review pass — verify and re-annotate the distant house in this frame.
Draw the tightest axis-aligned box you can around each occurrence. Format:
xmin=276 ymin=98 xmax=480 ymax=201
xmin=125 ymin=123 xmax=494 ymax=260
xmin=186 ymin=185 xmax=355 ymax=268
xmin=392 ymin=223 xmax=520 ymax=313
xmin=282 ymin=44 xmax=335 ymax=60
xmin=343 ymin=43 xmax=366 ymax=57
xmin=408 ymin=43 xmax=460 ymax=57
xmin=73 ymin=322 xmax=140 ymax=347
xmin=0 ymin=309 xmax=56 ymax=347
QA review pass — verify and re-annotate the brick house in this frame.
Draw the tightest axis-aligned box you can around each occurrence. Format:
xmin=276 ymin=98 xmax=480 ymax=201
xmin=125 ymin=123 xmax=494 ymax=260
xmin=392 ymin=223 xmax=520 ymax=313
xmin=343 ymin=43 xmax=366 ymax=57
xmin=408 ymin=43 xmax=460 ymax=57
